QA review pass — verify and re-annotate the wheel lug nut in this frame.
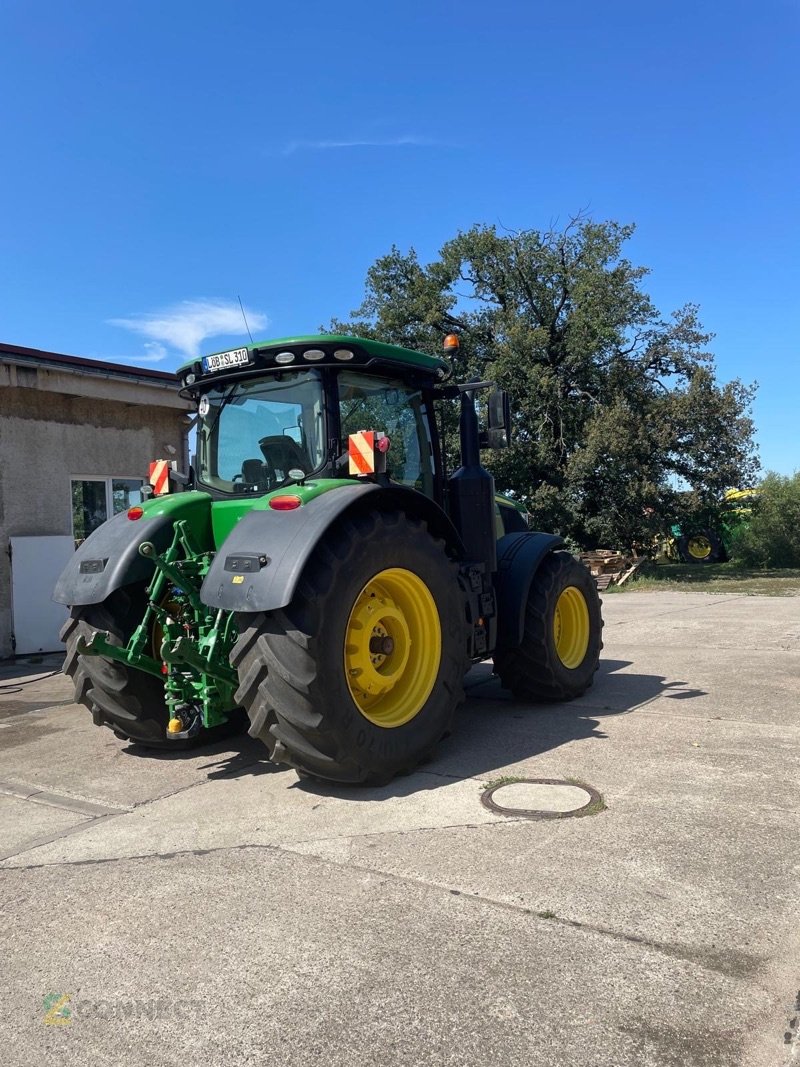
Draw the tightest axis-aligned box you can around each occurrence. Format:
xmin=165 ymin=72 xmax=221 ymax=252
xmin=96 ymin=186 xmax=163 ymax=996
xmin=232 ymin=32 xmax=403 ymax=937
xmin=369 ymin=635 xmax=394 ymax=655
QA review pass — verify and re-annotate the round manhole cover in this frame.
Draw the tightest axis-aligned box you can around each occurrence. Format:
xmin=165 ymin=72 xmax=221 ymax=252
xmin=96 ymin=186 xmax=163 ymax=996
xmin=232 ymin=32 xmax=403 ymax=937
xmin=481 ymin=778 xmax=604 ymax=820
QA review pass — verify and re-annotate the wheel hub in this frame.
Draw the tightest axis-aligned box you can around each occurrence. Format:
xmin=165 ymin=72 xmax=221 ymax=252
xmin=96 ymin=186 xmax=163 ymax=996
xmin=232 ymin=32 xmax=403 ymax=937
xmin=345 ymin=591 xmax=411 ymax=700
xmin=344 ymin=568 xmax=441 ymax=728
xmin=369 ymin=634 xmax=396 ymax=656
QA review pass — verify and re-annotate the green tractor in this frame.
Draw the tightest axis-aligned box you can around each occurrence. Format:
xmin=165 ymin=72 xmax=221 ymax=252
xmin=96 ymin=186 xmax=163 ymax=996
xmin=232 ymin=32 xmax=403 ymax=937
xmin=671 ymin=524 xmax=727 ymax=565
xmin=664 ymin=490 xmax=758 ymax=565
xmin=54 ymin=333 xmax=603 ymax=784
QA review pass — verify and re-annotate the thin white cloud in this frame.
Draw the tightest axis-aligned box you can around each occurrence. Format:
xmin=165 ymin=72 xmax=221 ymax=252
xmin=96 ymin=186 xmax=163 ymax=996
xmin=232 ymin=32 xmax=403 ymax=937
xmin=109 ymin=299 xmax=268 ymax=360
xmin=138 ymin=341 xmax=168 ymax=363
xmin=94 ymin=344 xmax=168 ymax=368
xmin=112 ymin=354 xmax=168 ymax=367
xmin=280 ymin=134 xmax=439 ymax=156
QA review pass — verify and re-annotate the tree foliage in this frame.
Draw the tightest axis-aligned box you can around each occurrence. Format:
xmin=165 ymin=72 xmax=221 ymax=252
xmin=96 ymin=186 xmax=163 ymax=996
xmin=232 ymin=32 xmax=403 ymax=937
xmin=330 ymin=217 xmax=758 ymax=548
xmin=728 ymin=472 xmax=800 ymax=567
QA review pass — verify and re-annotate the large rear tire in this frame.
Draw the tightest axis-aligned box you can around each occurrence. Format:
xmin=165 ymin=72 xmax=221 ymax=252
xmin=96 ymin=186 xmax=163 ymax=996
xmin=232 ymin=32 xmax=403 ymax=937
xmin=61 ymin=586 xmax=241 ymax=748
xmin=61 ymin=587 xmax=173 ymax=745
xmin=494 ymin=551 xmax=602 ymax=702
xmin=677 ymin=529 xmax=723 ymax=564
xmin=231 ymin=510 xmax=466 ymax=784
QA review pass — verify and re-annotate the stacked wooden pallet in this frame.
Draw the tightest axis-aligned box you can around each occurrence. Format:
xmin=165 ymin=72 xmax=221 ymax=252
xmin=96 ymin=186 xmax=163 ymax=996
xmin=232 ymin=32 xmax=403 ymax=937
xmin=579 ymin=550 xmax=644 ymax=590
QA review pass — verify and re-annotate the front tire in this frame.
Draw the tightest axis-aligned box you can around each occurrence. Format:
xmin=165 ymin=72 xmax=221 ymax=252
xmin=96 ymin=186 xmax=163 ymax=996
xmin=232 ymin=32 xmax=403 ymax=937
xmin=231 ymin=510 xmax=466 ymax=784
xmin=494 ymin=551 xmax=602 ymax=702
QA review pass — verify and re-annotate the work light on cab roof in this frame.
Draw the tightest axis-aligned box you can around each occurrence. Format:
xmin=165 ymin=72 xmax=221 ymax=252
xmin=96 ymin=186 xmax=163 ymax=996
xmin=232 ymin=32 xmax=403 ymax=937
xmin=177 ymin=334 xmax=449 ymax=391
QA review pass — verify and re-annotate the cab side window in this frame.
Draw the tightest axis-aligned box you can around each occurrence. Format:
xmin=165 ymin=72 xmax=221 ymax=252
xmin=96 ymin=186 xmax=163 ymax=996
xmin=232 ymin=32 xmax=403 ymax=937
xmin=338 ymin=372 xmax=434 ymax=496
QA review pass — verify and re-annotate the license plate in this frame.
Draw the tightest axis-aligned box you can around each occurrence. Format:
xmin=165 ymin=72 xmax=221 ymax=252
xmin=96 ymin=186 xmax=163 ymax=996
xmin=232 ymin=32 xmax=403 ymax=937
xmin=202 ymin=347 xmax=251 ymax=373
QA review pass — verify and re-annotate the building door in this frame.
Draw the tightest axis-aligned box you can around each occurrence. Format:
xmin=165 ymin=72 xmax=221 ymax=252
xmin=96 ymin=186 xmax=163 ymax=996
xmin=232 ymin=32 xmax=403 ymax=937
xmin=10 ymin=536 xmax=75 ymax=654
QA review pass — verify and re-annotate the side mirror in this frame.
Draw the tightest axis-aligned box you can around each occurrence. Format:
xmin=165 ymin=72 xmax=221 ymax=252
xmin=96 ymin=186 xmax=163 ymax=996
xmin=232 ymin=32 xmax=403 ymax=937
xmin=486 ymin=389 xmax=511 ymax=448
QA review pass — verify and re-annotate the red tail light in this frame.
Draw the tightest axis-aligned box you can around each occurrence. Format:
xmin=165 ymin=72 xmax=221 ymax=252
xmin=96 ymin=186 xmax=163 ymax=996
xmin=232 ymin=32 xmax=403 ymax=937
xmin=268 ymin=495 xmax=302 ymax=511
xmin=127 ymin=506 xmax=144 ymax=520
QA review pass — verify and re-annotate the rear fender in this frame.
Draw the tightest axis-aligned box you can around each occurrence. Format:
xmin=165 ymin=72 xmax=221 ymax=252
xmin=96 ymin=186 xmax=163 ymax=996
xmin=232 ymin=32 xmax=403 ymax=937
xmin=53 ymin=493 xmax=212 ymax=606
xmin=200 ymin=482 xmax=464 ymax=613
xmin=494 ymin=531 xmax=567 ymax=650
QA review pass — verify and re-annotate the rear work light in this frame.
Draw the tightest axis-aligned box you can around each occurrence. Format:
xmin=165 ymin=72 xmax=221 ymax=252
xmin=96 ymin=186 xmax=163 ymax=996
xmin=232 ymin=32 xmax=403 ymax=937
xmin=127 ymin=506 xmax=144 ymax=520
xmin=268 ymin=495 xmax=302 ymax=511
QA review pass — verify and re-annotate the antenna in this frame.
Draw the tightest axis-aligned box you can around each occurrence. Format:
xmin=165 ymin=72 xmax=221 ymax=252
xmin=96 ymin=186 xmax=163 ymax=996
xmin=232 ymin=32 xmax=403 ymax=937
xmin=237 ymin=295 xmax=254 ymax=344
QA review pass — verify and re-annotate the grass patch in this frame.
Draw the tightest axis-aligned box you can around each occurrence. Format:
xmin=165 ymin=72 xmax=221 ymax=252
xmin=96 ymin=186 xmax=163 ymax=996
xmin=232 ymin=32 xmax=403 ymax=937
xmin=580 ymin=796 xmax=607 ymax=816
xmin=606 ymin=562 xmax=800 ymax=596
xmin=564 ymin=777 xmax=607 ymax=815
xmin=563 ymin=776 xmax=605 ymax=815
xmin=482 ymin=775 xmax=525 ymax=791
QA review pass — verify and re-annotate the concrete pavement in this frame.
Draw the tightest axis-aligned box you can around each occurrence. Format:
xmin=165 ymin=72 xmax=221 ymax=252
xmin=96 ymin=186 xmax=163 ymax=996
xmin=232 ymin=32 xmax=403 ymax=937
xmin=1 ymin=591 xmax=799 ymax=1066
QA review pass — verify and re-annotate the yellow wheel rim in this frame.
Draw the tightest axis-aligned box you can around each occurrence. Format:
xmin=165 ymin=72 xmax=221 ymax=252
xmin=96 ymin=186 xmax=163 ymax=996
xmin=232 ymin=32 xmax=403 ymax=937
xmin=553 ymin=586 xmax=590 ymax=669
xmin=688 ymin=536 xmax=712 ymax=560
xmin=344 ymin=567 xmax=441 ymax=728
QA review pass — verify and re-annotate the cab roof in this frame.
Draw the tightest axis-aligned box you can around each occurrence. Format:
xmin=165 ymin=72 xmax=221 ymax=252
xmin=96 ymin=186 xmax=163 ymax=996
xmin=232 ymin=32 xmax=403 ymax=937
xmin=176 ymin=334 xmax=450 ymax=385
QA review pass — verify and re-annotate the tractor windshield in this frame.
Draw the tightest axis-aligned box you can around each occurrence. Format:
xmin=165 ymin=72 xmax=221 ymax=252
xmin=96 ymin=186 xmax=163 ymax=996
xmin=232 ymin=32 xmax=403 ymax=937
xmin=197 ymin=370 xmax=326 ymax=493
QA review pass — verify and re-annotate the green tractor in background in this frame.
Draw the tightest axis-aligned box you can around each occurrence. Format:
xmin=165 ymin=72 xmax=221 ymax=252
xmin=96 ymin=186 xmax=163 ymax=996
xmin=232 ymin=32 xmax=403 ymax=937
xmin=662 ymin=489 xmax=757 ymax=565
xmin=54 ymin=333 xmax=603 ymax=784
xmin=669 ymin=524 xmax=727 ymax=565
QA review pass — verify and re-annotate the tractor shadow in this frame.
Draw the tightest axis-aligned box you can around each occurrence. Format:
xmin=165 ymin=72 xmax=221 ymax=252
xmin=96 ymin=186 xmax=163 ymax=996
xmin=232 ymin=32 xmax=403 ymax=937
xmin=119 ymin=713 xmax=278 ymax=781
xmin=117 ymin=659 xmax=707 ymax=792
xmin=292 ymin=658 xmax=708 ymax=801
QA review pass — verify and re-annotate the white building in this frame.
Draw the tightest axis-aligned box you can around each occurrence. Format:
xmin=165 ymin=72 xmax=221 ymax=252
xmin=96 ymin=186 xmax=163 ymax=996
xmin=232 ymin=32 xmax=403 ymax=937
xmin=0 ymin=342 xmax=191 ymax=657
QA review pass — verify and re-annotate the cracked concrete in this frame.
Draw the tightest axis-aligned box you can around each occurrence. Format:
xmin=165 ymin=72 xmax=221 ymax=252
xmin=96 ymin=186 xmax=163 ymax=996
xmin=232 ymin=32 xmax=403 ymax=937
xmin=1 ymin=591 xmax=799 ymax=1066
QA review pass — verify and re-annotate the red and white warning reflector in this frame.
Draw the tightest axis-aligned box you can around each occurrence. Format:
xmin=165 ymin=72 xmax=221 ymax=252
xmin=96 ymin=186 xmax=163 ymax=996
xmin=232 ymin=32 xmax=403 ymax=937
xmin=149 ymin=459 xmax=171 ymax=496
xmin=348 ymin=431 xmax=390 ymax=476
xmin=349 ymin=431 xmax=375 ymax=475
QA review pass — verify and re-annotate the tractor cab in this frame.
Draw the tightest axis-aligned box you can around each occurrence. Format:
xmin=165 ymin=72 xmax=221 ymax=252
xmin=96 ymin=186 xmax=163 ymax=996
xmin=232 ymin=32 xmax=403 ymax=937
xmin=181 ymin=334 xmax=512 ymax=544
xmin=182 ymin=336 xmax=447 ymax=504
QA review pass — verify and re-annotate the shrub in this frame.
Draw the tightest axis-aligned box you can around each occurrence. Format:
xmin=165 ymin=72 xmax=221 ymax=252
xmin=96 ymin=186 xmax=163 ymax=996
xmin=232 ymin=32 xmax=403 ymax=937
xmin=728 ymin=472 xmax=800 ymax=567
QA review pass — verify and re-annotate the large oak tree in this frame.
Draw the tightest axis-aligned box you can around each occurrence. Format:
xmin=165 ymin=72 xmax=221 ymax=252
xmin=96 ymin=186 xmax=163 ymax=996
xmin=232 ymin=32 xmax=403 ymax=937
xmin=330 ymin=217 xmax=758 ymax=548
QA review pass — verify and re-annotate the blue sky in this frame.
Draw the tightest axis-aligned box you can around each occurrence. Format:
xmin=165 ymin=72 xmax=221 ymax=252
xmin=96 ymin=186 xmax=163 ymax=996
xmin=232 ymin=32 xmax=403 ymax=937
xmin=1 ymin=0 xmax=797 ymax=474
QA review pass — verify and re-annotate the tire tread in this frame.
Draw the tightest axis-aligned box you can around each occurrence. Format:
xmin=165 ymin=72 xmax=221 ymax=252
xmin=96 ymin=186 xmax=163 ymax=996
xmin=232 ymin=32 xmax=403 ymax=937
xmin=232 ymin=509 xmax=465 ymax=783
xmin=494 ymin=552 xmax=603 ymax=702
